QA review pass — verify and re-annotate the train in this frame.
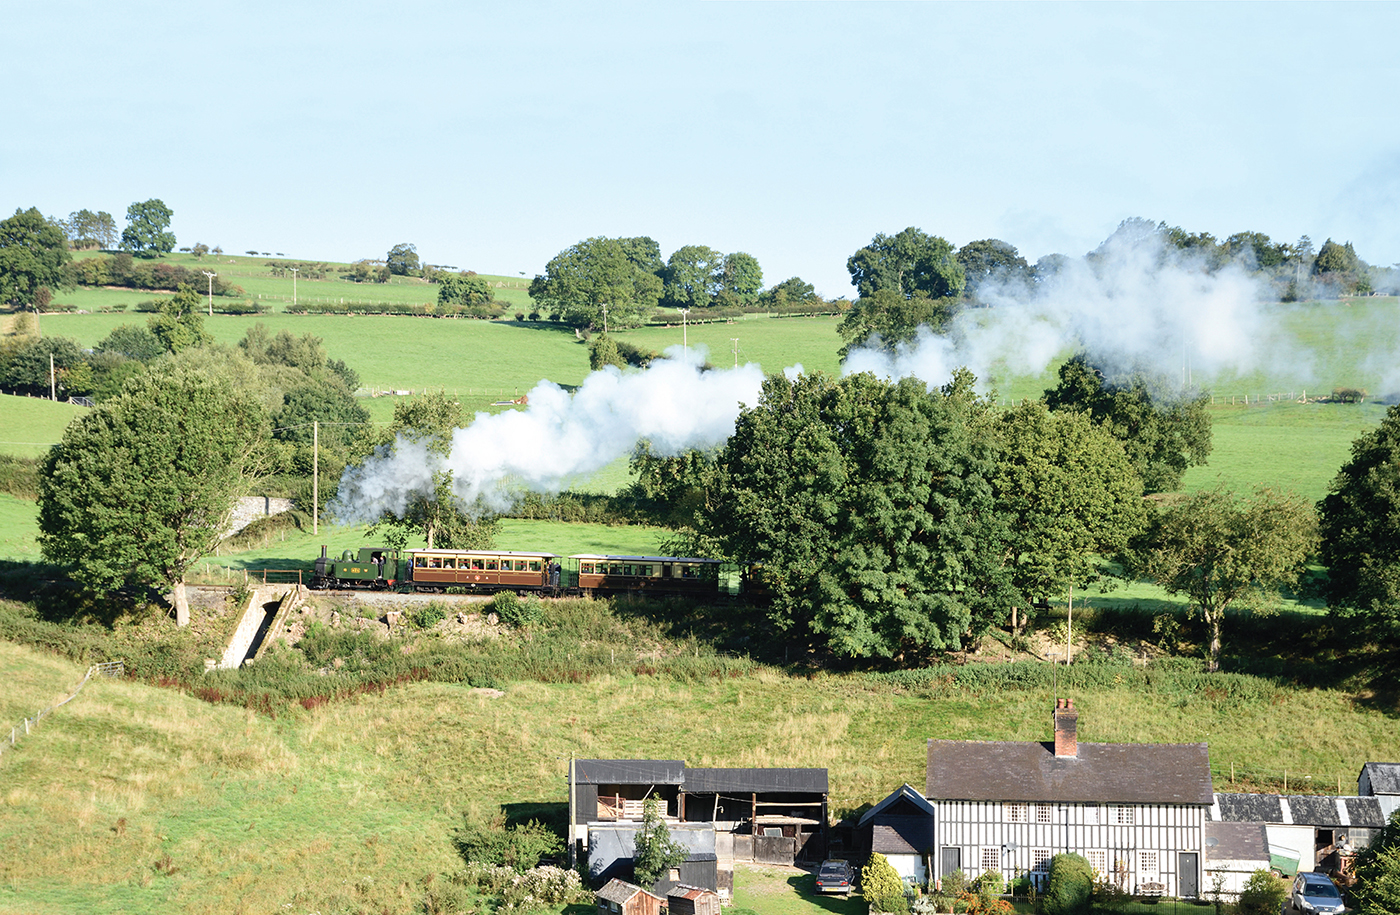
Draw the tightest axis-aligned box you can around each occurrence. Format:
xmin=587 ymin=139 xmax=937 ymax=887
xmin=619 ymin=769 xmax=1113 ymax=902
xmin=310 ymin=545 xmax=738 ymax=599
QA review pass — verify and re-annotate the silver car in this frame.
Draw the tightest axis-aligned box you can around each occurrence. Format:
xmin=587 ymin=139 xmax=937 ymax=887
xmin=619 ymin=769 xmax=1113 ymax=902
xmin=1290 ymin=872 xmax=1345 ymax=914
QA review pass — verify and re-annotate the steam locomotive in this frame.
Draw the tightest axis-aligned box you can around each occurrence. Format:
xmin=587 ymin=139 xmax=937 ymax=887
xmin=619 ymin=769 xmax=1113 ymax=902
xmin=310 ymin=545 xmax=734 ymax=599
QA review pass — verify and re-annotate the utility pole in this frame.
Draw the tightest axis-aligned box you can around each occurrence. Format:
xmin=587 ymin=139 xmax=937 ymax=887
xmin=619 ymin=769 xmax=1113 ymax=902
xmin=681 ymin=308 xmax=690 ymax=356
xmin=312 ymin=420 xmax=319 ymax=535
xmin=49 ymin=353 xmax=55 ymax=401
xmin=201 ymin=270 xmax=217 ymax=316
xmin=731 ymin=337 xmax=739 ymax=368
xmin=290 ymin=267 xmax=299 ymax=308
xmin=601 ymin=302 xmax=608 ymax=335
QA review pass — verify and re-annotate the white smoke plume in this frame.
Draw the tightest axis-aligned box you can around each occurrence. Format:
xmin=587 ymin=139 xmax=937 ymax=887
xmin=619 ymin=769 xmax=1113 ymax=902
xmin=843 ymin=232 xmax=1289 ymax=394
xmin=330 ymin=347 xmax=764 ymax=523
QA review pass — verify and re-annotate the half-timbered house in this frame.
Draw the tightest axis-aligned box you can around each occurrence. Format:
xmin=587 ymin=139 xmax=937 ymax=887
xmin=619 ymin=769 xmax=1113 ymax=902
xmin=925 ymin=699 xmax=1213 ymax=898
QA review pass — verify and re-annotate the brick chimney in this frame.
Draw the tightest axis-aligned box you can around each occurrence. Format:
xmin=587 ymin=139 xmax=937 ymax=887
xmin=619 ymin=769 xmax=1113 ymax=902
xmin=1053 ymin=698 xmax=1079 ymax=758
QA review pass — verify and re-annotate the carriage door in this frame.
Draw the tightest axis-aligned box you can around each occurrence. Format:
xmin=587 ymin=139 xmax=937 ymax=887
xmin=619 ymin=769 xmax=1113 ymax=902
xmin=1177 ymin=852 xmax=1198 ymax=898
xmin=662 ymin=563 xmax=673 ymax=579
xmin=940 ymin=847 xmax=961 ymax=878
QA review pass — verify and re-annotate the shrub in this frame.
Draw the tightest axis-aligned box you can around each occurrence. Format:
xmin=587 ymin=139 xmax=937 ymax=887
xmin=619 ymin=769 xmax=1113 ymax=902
xmin=863 ymin=852 xmax=907 ymax=913
xmin=412 ymin=601 xmax=448 ymax=629
xmin=452 ymin=812 xmax=562 ymax=869
xmin=491 ymin=591 xmax=542 ymax=628
xmin=1236 ymin=870 xmax=1287 ymax=915
xmin=1044 ymin=853 xmax=1093 ymax=915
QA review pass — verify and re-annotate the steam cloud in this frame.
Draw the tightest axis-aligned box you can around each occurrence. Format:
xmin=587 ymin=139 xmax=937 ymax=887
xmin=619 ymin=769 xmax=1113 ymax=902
xmin=330 ymin=349 xmax=764 ymax=523
xmin=843 ymin=232 xmax=1288 ymax=393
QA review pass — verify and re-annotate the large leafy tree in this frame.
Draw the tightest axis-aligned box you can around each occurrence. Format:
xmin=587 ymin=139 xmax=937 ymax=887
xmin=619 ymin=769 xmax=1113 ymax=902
xmin=146 ymin=284 xmax=212 ymax=354
xmin=1317 ymin=404 xmax=1400 ymax=636
xmin=631 ymin=797 xmax=688 ymax=888
xmin=0 ymin=335 xmax=90 ymax=398
xmin=1353 ymin=810 xmax=1400 ymax=915
xmin=65 ymin=209 xmax=118 ymax=250
xmin=120 ymin=198 xmax=175 ymax=258
xmin=715 ymin=251 xmax=763 ymax=307
xmin=38 ymin=367 xmax=268 ymax=625
xmin=956 ymin=238 xmax=1029 ymax=298
xmin=386 ymin=242 xmax=420 ymax=276
xmin=0 ymin=206 xmax=73 ymax=307
xmin=847 ymin=226 xmax=965 ymax=301
xmin=993 ymin=401 xmax=1147 ymax=620
xmin=1043 ymin=356 xmax=1211 ymax=494
xmin=703 ymin=369 xmax=1018 ymax=660
xmin=528 ymin=236 xmax=663 ymax=329
xmin=662 ymin=244 xmax=722 ymax=310
xmin=1133 ymin=488 xmax=1316 ymax=671
xmin=837 ymin=287 xmax=957 ymax=358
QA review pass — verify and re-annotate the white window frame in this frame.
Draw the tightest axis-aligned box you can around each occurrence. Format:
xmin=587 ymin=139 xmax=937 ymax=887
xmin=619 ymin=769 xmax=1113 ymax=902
xmin=1032 ymin=849 xmax=1053 ymax=873
xmin=981 ymin=847 xmax=1002 ymax=875
xmin=1005 ymin=803 xmax=1028 ymax=823
xmin=1139 ymin=850 xmax=1159 ymax=882
xmin=1113 ymin=804 xmax=1136 ymax=825
xmin=1035 ymin=804 xmax=1053 ymax=824
xmin=1086 ymin=850 xmax=1108 ymax=876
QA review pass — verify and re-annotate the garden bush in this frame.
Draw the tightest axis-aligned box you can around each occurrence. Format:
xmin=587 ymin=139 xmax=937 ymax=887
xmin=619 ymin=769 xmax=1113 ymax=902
xmin=1044 ymin=853 xmax=1093 ymax=915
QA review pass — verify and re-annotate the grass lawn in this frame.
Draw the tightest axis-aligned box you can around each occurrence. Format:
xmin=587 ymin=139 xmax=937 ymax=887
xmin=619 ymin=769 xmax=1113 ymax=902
xmin=732 ymin=863 xmax=868 ymax=915
xmin=0 ymin=494 xmax=41 ymax=561
xmin=0 ymin=395 xmax=85 ymax=458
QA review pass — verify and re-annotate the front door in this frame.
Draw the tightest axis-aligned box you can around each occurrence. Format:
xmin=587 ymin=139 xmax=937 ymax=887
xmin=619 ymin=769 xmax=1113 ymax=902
xmin=1178 ymin=852 xmax=1199 ymax=898
xmin=941 ymin=847 xmax=962 ymax=878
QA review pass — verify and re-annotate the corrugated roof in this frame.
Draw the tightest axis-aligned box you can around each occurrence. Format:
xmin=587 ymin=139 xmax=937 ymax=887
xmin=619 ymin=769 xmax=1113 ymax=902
xmin=1361 ymin=763 xmax=1400 ymax=796
xmin=859 ymin=784 xmax=936 ymax=826
xmin=1344 ymin=796 xmax=1387 ymax=827
xmin=926 ymin=740 xmax=1212 ymax=805
xmin=684 ymin=767 xmax=828 ymax=793
xmin=1205 ymin=822 xmax=1269 ymax=863
xmin=597 ymin=878 xmax=657 ymax=904
xmin=668 ymin=885 xmax=718 ymax=901
xmin=576 ymin=759 xmax=686 ymax=785
xmin=1214 ymin=793 xmax=1283 ymax=823
xmin=1287 ymin=795 xmax=1340 ymax=826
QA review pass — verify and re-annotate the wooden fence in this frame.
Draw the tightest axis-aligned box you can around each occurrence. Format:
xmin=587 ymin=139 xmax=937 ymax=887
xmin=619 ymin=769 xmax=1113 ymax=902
xmin=3 ymin=662 xmax=124 ymax=758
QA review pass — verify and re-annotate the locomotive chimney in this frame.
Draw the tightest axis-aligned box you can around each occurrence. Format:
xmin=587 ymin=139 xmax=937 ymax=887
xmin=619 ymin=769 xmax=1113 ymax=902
xmin=1054 ymin=698 xmax=1079 ymax=758
xmin=321 ymin=545 xmax=328 ymax=559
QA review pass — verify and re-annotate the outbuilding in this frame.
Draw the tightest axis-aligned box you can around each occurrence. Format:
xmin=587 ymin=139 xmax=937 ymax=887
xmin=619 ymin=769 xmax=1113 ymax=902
xmin=595 ymin=878 xmax=663 ymax=915
xmin=666 ymin=884 xmax=722 ymax=915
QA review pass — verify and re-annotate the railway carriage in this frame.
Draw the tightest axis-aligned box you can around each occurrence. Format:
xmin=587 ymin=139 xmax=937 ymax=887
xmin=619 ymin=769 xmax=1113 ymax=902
xmin=571 ymin=554 xmax=723 ymax=598
xmin=406 ymin=549 xmax=559 ymax=593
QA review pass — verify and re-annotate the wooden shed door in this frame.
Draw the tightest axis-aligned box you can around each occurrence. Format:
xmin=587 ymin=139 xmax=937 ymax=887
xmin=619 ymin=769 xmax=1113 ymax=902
xmin=940 ymin=847 xmax=961 ymax=878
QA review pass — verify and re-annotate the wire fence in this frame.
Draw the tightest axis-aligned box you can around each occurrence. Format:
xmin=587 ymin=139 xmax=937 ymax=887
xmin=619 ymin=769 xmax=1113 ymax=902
xmin=3 ymin=661 xmax=123 ymax=759
xmin=1214 ymin=760 xmax=1357 ymax=796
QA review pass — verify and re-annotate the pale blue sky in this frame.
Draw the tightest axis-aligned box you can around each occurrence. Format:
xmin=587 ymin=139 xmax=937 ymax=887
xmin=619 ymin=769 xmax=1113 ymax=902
xmin=4 ymin=1 xmax=1397 ymax=297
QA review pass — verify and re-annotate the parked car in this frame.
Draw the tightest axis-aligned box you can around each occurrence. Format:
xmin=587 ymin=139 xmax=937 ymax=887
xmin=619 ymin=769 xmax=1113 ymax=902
xmin=815 ymin=859 xmax=854 ymax=895
xmin=1290 ymin=872 xmax=1346 ymax=914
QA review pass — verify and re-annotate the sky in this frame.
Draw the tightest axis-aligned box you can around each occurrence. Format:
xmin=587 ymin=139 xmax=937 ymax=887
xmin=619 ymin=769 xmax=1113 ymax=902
xmin=3 ymin=2 xmax=1398 ymax=298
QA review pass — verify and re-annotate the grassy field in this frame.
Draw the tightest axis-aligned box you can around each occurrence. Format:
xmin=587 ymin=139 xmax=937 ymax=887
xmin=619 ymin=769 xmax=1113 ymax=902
xmin=0 ymin=618 xmax=1395 ymax=915
xmin=0 ymin=396 xmax=83 ymax=458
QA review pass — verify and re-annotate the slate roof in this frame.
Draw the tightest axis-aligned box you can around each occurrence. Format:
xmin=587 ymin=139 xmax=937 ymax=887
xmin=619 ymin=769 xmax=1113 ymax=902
xmin=1213 ymin=793 xmax=1283 ymax=823
xmin=926 ymin=740 xmax=1213 ymax=805
xmin=684 ymin=767 xmax=828 ymax=794
xmin=1211 ymin=793 xmax=1386 ymax=828
xmin=576 ymin=759 xmax=685 ymax=786
xmin=1360 ymin=763 xmax=1400 ymax=795
xmin=858 ymin=784 xmax=937 ymax=826
xmin=1205 ymin=822 xmax=1269 ymax=863
xmin=871 ymin=815 xmax=936 ymax=855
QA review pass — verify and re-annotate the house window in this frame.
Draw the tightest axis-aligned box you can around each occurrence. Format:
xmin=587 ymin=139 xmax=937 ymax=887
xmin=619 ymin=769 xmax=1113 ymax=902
xmin=1088 ymin=805 xmax=1102 ymax=825
xmin=1086 ymin=850 xmax=1107 ymax=876
xmin=1005 ymin=803 xmax=1028 ymax=823
xmin=1033 ymin=849 xmax=1053 ymax=873
xmin=1139 ymin=851 xmax=1159 ymax=881
xmin=1114 ymin=805 xmax=1136 ymax=825
xmin=981 ymin=847 xmax=1002 ymax=874
xmin=1035 ymin=805 xmax=1052 ymax=824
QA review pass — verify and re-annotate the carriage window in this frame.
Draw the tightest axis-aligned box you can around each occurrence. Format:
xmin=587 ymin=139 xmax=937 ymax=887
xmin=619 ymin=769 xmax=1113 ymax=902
xmin=580 ymin=562 xmax=594 ymax=574
xmin=414 ymin=557 xmax=428 ymax=568
xmin=681 ymin=565 xmax=695 ymax=578
xmin=429 ymin=558 xmax=442 ymax=569
xmin=609 ymin=564 xmax=622 ymax=574
xmin=486 ymin=560 xmax=498 ymax=571
xmin=441 ymin=557 xmax=456 ymax=569
xmin=639 ymin=565 xmax=652 ymax=576
xmin=471 ymin=559 xmax=484 ymax=570
xmin=529 ymin=560 xmax=542 ymax=572
xmin=622 ymin=565 xmax=634 ymax=576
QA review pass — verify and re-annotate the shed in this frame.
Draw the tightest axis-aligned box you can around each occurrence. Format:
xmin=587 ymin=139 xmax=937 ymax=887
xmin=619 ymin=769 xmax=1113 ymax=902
xmin=667 ymin=884 xmax=721 ymax=915
xmin=596 ymin=878 xmax=663 ymax=915
xmin=856 ymin=784 xmax=936 ymax=885
xmin=1358 ymin=763 xmax=1400 ymax=820
xmin=1203 ymin=822 xmax=1270 ymax=901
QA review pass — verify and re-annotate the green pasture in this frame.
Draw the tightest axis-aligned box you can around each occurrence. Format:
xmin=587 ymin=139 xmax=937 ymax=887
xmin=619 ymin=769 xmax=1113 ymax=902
xmin=0 ymin=395 xmax=82 ymax=458
xmin=0 ymin=626 xmax=1396 ymax=915
xmin=618 ymin=313 xmax=845 ymax=377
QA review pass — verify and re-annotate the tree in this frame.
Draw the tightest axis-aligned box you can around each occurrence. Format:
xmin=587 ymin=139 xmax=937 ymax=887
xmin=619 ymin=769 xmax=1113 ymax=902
xmin=353 ymin=392 xmax=498 ymax=550
xmin=993 ymin=401 xmax=1147 ymax=622
xmin=65 ymin=209 xmax=118 ymax=250
xmin=0 ymin=335 xmax=88 ymax=398
xmin=757 ymin=276 xmax=822 ymax=311
xmin=1353 ymin=810 xmax=1400 ymax=915
xmin=1134 ymin=488 xmax=1316 ymax=671
xmin=120 ymin=199 xmax=176 ymax=258
xmin=146 ymin=284 xmax=212 ymax=354
xmin=1236 ymin=870 xmax=1287 ymax=915
xmin=528 ymin=236 xmax=663 ymax=329
xmin=1043 ymin=853 xmax=1093 ymax=915
xmin=437 ymin=272 xmax=496 ymax=308
xmin=715 ymin=251 xmax=763 ymax=306
xmin=957 ymin=238 xmax=1030 ymax=298
xmin=861 ymin=852 xmax=906 ymax=913
xmin=1223 ymin=231 xmax=1289 ymax=270
xmin=702 ymin=369 xmax=1019 ymax=660
xmin=1313 ymin=237 xmax=1361 ymax=277
xmin=1043 ymin=356 xmax=1212 ymax=494
xmin=386 ymin=242 xmax=420 ymax=276
xmin=846 ymin=226 xmax=966 ymax=301
xmin=95 ymin=324 xmax=164 ymax=363
xmin=662 ymin=244 xmax=723 ymax=309
xmin=1317 ymin=404 xmax=1400 ymax=635
xmin=38 ymin=367 xmax=268 ymax=625
xmin=837 ymin=287 xmax=957 ymax=358
xmin=0 ymin=207 xmax=73 ymax=307
xmin=631 ymin=796 xmax=687 ymax=888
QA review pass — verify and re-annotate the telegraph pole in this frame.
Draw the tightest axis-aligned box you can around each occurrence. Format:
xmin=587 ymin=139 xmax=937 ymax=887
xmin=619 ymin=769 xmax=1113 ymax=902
xmin=682 ymin=308 xmax=690 ymax=356
xmin=201 ymin=271 xmax=217 ymax=316
xmin=290 ymin=267 xmax=299 ymax=308
xmin=312 ymin=420 xmax=319 ymax=535
xmin=731 ymin=337 xmax=739 ymax=368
